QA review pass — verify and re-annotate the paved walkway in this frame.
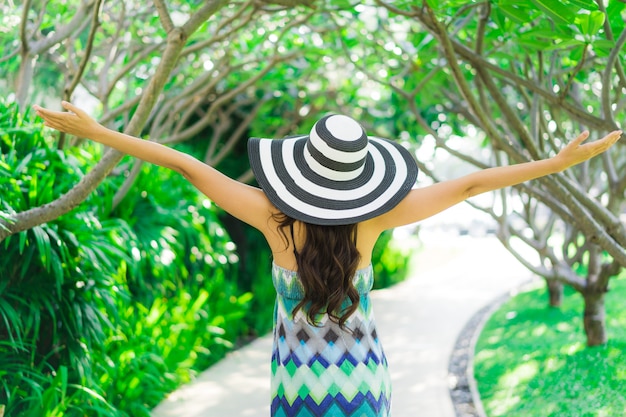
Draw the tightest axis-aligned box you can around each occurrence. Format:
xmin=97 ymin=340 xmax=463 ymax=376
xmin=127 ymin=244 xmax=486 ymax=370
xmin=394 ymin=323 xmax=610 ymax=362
xmin=152 ymin=234 xmax=534 ymax=417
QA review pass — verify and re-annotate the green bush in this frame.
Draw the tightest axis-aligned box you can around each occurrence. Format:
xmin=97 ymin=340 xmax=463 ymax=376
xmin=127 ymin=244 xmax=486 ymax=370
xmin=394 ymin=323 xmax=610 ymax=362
xmin=372 ymin=229 xmax=415 ymax=289
xmin=0 ymin=100 xmax=251 ymax=416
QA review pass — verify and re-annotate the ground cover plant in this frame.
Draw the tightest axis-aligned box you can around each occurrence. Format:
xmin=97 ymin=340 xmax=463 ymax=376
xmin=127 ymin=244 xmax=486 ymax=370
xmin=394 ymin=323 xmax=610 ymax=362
xmin=474 ymin=273 xmax=626 ymax=417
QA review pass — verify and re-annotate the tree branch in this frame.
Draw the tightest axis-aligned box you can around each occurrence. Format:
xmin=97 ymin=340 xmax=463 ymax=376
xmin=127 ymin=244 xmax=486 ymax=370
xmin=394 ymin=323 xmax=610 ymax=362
xmin=103 ymin=43 xmax=163 ymax=102
xmin=0 ymin=2 xmax=228 ymax=242
xmin=64 ymin=0 xmax=102 ymax=99
xmin=600 ymin=27 xmax=626 ymax=130
xmin=475 ymin=59 xmax=541 ymax=160
xmin=154 ymin=0 xmax=174 ymax=32
xmin=421 ymin=5 xmax=506 ymax=150
xmin=207 ymin=98 xmax=265 ymax=166
xmin=59 ymin=0 xmax=103 ymax=149
xmin=181 ymin=1 xmax=256 ymax=57
xmin=596 ymin=0 xmax=626 ymax=90
xmin=30 ymin=0 xmax=94 ymax=55
xmin=100 ymin=95 xmax=142 ymax=126
xmin=111 ymin=159 xmax=145 ymax=210
xmin=19 ymin=0 xmax=32 ymax=54
xmin=559 ymin=44 xmax=588 ymax=101
xmin=437 ymin=32 xmax=609 ymax=130
xmin=0 ymin=48 xmax=21 ymax=64
xmin=182 ymin=0 xmax=228 ymax=35
xmin=161 ymin=51 xmax=300 ymax=144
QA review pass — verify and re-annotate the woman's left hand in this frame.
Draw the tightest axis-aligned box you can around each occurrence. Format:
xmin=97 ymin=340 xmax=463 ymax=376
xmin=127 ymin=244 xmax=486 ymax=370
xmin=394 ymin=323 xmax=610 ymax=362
xmin=553 ymin=130 xmax=622 ymax=171
xmin=33 ymin=101 xmax=105 ymax=139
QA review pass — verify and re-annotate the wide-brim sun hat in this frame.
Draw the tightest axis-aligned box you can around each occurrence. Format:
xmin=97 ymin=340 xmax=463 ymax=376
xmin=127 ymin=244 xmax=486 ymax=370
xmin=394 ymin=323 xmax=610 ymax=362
xmin=248 ymin=114 xmax=418 ymax=226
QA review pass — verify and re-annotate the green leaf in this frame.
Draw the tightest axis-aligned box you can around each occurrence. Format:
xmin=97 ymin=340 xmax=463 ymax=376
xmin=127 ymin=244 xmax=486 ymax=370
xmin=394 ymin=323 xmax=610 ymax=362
xmin=492 ymin=8 xmax=509 ymax=31
xmin=496 ymin=3 xmax=536 ymax=24
xmin=18 ymin=230 xmax=27 ymax=254
xmin=28 ymin=172 xmax=38 ymax=206
xmin=530 ymin=0 xmax=576 ymax=25
xmin=19 ymin=245 xmax=35 ymax=279
xmin=32 ymin=226 xmax=52 ymax=272
xmin=587 ymin=10 xmax=605 ymax=34
xmin=575 ymin=10 xmax=605 ymax=36
xmin=0 ymin=298 xmax=23 ymax=344
xmin=543 ymin=38 xmax=586 ymax=51
xmin=566 ymin=0 xmax=598 ymax=10
xmin=592 ymin=39 xmax=615 ymax=57
xmin=518 ymin=32 xmax=553 ymax=50
xmin=13 ymin=152 xmax=32 ymax=175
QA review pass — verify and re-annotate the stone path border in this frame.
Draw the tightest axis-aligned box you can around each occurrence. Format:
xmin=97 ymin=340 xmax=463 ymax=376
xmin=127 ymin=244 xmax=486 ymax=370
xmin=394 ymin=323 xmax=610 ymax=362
xmin=448 ymin=280 xmax=539 ymax=417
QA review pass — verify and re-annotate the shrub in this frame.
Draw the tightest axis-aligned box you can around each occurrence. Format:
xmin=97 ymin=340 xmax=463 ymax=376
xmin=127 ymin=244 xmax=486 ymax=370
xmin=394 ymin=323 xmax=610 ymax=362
xmin=0 ymin=100 xmax=250 ymax=416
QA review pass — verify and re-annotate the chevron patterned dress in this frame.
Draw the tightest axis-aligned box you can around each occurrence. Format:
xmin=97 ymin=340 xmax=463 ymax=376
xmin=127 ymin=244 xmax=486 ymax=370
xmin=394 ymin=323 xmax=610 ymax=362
xmin=270 ymin=263 xmax=392 ymax=417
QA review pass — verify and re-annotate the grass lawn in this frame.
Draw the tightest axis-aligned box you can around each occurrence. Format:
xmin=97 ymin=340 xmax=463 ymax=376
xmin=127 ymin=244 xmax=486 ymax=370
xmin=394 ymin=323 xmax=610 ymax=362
xmin=473 ymin=274 xmax=626 ymax=417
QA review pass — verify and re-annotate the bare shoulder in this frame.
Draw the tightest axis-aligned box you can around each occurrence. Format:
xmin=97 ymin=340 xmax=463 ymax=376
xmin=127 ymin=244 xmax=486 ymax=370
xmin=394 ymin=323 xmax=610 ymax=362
xmin=369 ymin=181 xmax=471 ymax=230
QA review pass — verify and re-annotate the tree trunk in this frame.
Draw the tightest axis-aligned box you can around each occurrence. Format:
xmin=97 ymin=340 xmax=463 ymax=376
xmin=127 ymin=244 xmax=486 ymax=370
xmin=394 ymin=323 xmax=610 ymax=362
xmin=546 ymin=279 xmax=563 ymax=307
xmin=16 ymin=54 xmax=35 ymax=111
xmin=582 ymin=291 xmax=607 ymax=347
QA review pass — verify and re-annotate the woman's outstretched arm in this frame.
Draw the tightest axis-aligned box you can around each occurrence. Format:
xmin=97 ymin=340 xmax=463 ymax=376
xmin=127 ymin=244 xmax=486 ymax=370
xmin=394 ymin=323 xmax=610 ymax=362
xmin=373 ymin=130 xmax=622 ymax=230
xmin=33 ymin=101 xmax=276 ymax=230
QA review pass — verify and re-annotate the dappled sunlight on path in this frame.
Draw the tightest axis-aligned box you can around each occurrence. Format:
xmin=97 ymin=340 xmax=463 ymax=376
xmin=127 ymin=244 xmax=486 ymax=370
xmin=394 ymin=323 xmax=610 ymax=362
xmin=152 ymin=337 xmax=272 ymax=416
xmin=152 ymin=235 xmax=533 ymax=417
xmin=371 ymin=235 xmax=533 ymax=417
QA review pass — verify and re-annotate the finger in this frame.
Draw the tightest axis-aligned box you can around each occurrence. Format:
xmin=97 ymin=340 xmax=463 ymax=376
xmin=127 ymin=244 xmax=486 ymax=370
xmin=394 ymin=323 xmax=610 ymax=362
xmin=33 ymin=105 xmax=53 ymax=118
xmin=571 ymin=130 xmax=590 ymax=146
xmin=597 ymin=130 xmax=622 ymax=146
xmin=32 ymin=107 xmax=73 ymax=133
xmin=586 ymin=130 xmax=622 ymax=154
xmin=33 ymin=105 xmax=63 ymax=119
xmin=604 ymin=130 xmax=622 ymax=147
xmin=61 ymin=101 xmax=87 ymax=118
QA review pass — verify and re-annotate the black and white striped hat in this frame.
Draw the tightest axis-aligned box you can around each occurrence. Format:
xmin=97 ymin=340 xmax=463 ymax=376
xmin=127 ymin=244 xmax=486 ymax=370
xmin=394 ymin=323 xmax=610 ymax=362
xmin=247 ymin=114 xmax=418 ymax=225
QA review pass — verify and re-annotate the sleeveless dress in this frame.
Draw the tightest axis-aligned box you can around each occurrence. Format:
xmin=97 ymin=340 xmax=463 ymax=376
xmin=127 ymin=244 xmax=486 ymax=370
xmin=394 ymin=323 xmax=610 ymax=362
xmin=270 ymin=262 xmax=392 ymax=417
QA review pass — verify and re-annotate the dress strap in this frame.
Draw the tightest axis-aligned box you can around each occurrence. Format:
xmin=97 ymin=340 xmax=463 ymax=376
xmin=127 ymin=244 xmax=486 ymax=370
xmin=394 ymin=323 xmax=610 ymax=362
xmin=289 ymin=223 xmax=300 ymax=259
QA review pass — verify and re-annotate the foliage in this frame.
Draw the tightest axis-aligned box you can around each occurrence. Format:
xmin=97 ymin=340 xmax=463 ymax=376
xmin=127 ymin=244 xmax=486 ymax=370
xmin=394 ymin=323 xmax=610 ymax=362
xmin=474 ymin=273 xmax=626 ymax=416
xmin=1 ymin=100 xmax=119 ymax=415
xmin=0 ymin=99 xmax=251 ymax=416
xmin=372 ymin=230 xmax=415 ymax=290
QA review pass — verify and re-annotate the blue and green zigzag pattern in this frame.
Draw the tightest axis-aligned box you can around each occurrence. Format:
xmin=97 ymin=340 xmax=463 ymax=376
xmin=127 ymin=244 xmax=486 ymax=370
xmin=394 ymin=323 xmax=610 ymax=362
xmin=270 ymin=263 xmax=392 ymax=417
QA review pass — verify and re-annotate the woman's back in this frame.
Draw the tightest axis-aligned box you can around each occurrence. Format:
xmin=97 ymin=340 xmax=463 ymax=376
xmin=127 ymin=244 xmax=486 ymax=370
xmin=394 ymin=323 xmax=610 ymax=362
xmin=266 ymin=220 xmax=382 ymax=272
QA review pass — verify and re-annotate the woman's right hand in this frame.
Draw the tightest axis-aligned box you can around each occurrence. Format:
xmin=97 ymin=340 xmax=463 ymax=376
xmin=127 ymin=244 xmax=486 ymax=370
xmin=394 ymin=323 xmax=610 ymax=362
xmin=33 ymin=101 xmax=106 ymax=139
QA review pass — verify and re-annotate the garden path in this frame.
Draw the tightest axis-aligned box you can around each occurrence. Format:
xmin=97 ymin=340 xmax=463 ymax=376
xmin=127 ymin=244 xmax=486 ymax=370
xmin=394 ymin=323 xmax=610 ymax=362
xmin=151 ymin=233 xmax=533 ymax=417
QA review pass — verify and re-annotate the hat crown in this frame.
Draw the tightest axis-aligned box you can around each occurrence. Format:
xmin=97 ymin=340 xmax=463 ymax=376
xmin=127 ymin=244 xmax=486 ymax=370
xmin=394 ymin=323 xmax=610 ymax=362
xmin=305 ymin=114 xmax=369 ymax=181
xmin=315 ymin=114 xmax=367 ymax=151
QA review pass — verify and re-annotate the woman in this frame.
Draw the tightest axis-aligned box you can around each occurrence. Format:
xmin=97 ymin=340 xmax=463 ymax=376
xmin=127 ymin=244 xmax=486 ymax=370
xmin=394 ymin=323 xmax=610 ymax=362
xmin=34 ymin=102 xmax=621 ymax=417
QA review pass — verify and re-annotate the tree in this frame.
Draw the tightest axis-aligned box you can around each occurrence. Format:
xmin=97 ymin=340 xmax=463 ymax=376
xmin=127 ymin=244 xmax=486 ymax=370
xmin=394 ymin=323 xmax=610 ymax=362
xmin=342 ymin=0 xmax=624 ymax=346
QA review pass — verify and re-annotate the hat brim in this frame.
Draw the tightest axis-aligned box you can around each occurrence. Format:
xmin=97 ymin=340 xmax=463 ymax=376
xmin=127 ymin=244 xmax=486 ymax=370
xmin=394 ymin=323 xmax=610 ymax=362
xmin=248 ymin=135 xmax=418 ymax=226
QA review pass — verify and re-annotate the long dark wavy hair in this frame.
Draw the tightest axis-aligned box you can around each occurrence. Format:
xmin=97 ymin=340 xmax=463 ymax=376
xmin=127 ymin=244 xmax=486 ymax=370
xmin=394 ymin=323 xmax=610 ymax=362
xmin=273 ymin=213 xmax=361 ymax=329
